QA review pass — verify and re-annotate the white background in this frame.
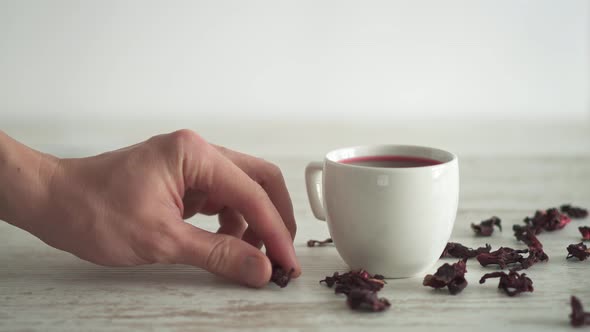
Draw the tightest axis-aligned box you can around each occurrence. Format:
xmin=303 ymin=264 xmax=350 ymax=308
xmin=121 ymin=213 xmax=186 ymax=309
xmin=1 ymin=0 xmax=589 ymax=127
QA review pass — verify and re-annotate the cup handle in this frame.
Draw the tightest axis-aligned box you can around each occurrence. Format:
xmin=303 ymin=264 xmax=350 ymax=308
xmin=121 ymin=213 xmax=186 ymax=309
xmin=305 ymin=161 xmax=326 ymax=221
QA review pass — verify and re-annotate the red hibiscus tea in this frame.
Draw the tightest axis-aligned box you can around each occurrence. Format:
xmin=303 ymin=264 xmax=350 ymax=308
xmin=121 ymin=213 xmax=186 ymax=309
xmin=339 ymin=155 xmax=442 ymax=168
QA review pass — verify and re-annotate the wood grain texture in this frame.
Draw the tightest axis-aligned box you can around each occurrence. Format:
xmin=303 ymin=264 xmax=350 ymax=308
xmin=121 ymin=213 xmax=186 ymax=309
xmin=1 ymin=121 xmax=589 ymax=331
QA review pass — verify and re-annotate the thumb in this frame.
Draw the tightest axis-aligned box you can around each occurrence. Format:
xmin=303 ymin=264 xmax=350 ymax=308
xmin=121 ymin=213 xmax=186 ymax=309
xmin=173 ymin=222 xmax=272 ymax=288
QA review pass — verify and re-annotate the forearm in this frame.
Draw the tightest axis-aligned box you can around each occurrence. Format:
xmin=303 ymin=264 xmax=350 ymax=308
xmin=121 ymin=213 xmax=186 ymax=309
xmin=0 ymin=131 xmax=58 ymax=231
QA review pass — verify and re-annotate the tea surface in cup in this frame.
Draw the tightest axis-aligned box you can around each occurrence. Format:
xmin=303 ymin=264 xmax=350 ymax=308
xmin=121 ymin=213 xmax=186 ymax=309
xmin=339 ymin=155 xmax=442 ymax=168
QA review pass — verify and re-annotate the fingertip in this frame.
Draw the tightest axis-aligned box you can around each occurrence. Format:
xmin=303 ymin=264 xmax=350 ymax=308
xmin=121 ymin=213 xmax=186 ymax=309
xmin=268 ymin=252 xmax=301 ymax=279
xmin=292 ymin=259 xmax=302 ymax=278
xmin=264 ymin=239 xmax=301 ymax=279
xmin=288 ymin=249 xmax=302 ymax=278
xmin=291 ymin=267 xmax=302 ymax=278
xmin=240 ymin=253 xmax=272 ymax=288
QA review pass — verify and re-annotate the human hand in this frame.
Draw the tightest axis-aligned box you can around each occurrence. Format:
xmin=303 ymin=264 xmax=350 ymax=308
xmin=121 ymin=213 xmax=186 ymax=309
xmin=4 ymin=130 xmax=299 ymax=287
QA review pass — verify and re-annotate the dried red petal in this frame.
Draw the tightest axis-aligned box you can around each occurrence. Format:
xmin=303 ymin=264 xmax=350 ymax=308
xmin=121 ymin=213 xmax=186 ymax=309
xmin=346 ymin=288 xmax=391 ymax=312
xmin=440 ymin=242 xmax=492 ymax=259
xmin=543 ymin=208 xmax=572 ymax=231
xmin=513 ymin=226 xmax=543 ymax=250
xmin=423 ymin=259 xmax=468 ymax=295
xmin=447 ymin=276 xmax=468 ymax=295
xmin=320 ymin=270 xmax=386 ymax=295
xmin=471 ymin=216 xmax=502 ymax=236
xmin=566 ymin=242 xmax=590 ymax=261
xmin=519 ymin=208 xmax=571 ymax=234
xmin=561 ymin=204 xmax=589 ymax=219
xmin=476 ymin=247 xmax=529 ymax=269
xmin=270 ymin=265 xmax=294 ymax=288
xmin=514 ymin=247 xmax=549 ymax=270
xmin=307 ymin=238 xmax=333 ymax=247
xmin=321 ymin=272 xmax=339 ymax=288
xmin=479 ymin=270 xmax=533 ymax=296
xmin=321 ymin=270 xmax=391 ymax=312
xmin=579 ymin=227 xmax=590 ymax=241
xmin=570 ymin=296 xmax=590 ymax=327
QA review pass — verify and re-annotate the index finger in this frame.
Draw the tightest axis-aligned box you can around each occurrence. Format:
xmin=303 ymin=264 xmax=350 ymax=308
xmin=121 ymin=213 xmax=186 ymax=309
xmin=183 ymin=143 xmax=300 ymax=276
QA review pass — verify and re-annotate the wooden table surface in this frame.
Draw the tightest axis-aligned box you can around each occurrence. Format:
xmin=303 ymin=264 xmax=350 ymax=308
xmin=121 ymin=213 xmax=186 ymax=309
xmin=1 ymin=119 xmax=590 ymax=332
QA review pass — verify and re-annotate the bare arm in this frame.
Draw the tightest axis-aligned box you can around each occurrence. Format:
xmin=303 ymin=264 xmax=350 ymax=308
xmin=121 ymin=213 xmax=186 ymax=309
xmin=0 ymin=131 xmax=59 ymax=231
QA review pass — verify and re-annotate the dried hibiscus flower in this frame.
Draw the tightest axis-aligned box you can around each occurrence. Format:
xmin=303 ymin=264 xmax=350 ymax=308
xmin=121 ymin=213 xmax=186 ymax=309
xmin=471 ymin=216 xmax=502 ymax=236
xmin=513 ymin=226 xmax=543 ymax=250
xmin=440 ymin=242 xmax=492 ymax=259
xmin=479 ymin=271 xmax=533 ymax=296
xmin=566 ymin=242 xmax=590 ymax=261
xmin=512 ymin=224 xmax=532 ymax=238
xmin=321 ymin=270 xmax=389 ymax=312
xmin=307 ymin=238 xmax=333 ymax=247
xmin=570 ymin=296 xmax=590 ymax=327
xmin=321 ymin=270 xmax=386 ymax=295
xmin=423 ymin=259 xmax=468 ymax=295
xmin=514 ymin=247 xmax=549 ymax=270
xmin=476 ymin=247 xmax=529 ymax=269
xmin=517 ymin=208 xmax=572 ymax=234
xmin=270 ymin=265 xmax=294 ymax=288
xmin=579 ymin=227 xmax=590 ymax=241
xmin=561 ymin=204 xmax=589 ymax=219
xmin=346 ymin=288 xmax=391 ymax=312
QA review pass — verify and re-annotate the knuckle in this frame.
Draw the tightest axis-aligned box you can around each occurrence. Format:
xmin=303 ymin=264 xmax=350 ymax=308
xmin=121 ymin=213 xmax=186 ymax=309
xmin=264 ymin=162 xmax=283 ymax=181
xmin=255 ymin=159 xmax=284 ymax=186
xmin=244 ymin=185 xmax=270 ymax=210
xmin=214 ymin=144 xmax=230 ymax=155
xmin=206 ymin=236 xmax=233 ymax=272
xmin=160 ymin=129 xmax=212 ymax=179
xmin=170 ymin=129 xmax=207 ymax=150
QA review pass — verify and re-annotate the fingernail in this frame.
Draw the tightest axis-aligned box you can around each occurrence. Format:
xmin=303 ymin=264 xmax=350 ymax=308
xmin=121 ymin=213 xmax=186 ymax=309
xmin=241 ymin=255 xmax=267 ymax=287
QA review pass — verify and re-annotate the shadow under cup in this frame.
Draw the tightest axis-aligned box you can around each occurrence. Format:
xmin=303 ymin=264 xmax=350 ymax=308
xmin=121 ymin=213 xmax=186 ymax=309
xmin=307 ymin=145 xmax=459 ymax=278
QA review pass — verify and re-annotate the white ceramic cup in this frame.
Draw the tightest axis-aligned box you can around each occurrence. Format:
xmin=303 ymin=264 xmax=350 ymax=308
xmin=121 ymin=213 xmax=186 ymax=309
xmin=305 ymin=145 xmax=459 ymax=278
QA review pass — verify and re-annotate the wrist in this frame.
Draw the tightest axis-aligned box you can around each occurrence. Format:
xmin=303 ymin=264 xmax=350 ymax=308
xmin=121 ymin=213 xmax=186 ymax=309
xmin=0 ymin=131 xmax=60 ymax=231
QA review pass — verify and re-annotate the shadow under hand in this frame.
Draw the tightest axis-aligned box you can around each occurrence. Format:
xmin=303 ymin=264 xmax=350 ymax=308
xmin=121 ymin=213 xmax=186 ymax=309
xmin=2 ymin=253 xmax=243 ymax=291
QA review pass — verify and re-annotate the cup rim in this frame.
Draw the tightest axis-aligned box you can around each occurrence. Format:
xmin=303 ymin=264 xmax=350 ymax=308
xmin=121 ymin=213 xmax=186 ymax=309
xmin=325 ymin=144 xmax=457 ymax=170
